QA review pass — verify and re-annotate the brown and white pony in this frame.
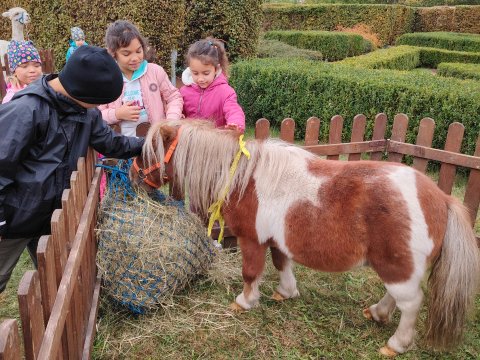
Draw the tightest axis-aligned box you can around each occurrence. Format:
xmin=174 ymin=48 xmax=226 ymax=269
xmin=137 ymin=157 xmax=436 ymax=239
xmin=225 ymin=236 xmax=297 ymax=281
xmin=130 ymin=120 xmax=480 ymax=356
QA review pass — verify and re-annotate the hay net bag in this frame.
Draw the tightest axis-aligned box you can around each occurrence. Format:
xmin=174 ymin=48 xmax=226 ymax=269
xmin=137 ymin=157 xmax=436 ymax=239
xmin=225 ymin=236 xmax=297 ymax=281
xmin=96 ymin=159 xmax=216 ymax=314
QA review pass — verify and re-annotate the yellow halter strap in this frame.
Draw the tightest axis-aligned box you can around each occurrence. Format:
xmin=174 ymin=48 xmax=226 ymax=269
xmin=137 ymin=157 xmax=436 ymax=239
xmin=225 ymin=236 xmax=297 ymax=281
xmin=207 ymin=135 xmax=251 ymax=243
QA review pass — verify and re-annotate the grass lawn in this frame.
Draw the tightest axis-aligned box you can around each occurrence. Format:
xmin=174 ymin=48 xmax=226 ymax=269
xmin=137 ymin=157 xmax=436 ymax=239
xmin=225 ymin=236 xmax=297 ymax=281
xmin=1 ymin=166 xmax=478 ymax=359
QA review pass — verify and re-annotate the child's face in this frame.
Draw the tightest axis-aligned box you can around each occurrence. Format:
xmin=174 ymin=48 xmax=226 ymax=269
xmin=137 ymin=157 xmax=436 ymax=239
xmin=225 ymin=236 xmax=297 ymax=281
xmin=15 ymin=61 xmax=42 ymax=86
xmin=114 ymin=38 xmax=144 ymax=76
xmin=189 ymin=58 xmax=217 ymax=89
xmin=75 ymin=40 xmax=85 ymax=47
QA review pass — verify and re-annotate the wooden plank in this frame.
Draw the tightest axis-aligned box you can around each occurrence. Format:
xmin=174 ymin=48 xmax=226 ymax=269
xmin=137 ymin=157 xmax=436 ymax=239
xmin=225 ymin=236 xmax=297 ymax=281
xmin=280 ymin=118 xmax=295 ymax=143
xmin=388 ymin=113 xmax=409 ymax=163
xmin=70 ymin=172 xmax=81 ymax=227
xmin=18 ymin=271 xmax=45 ymax=360
xmin=50 ymin=210 xmax=67 ymax=285
xmin=464 ymin=135 xmax=480 ymax=226
xmin=36 ymin=236 xmax=58 ymax=325
xmin=370 ymin=113 xmax=387 ymax=161
xmin=387 ymin=141 xmax=480 ymax=170
xmin=82 ymin=275 xmax=101 ymax=360
xmin=255 ymin=118 xmax=270 ymax=140
xmin=61 ymin=189 xmax=76 ymax=252
xmin=327 ymin=115 xmax=343 ymax=160
xmin=438 ymin=122 xmax=464 ymax=195
xmin=304 ymin=117 xmax=320 ymax=146
xmin=37 ymin=168 xmax=102 ymax=360
xmin=348 ymin=114 xmax=366 ymax=161
xmin=412 ymin=118 xmax=435 ymax=174
xmin=0 ymin=320 xmax=21 ymax=360
xmin=304 ymin=140 xmax=387 ymax=157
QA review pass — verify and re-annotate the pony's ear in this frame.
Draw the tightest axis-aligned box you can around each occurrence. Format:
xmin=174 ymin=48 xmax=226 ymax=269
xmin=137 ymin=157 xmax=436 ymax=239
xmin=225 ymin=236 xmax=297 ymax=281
xmin=159 ymin=125 xmax=178 ymax=145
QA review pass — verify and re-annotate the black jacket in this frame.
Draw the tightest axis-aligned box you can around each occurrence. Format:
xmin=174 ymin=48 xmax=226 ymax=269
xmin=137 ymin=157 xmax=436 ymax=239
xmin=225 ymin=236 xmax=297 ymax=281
xmin=0 ymin=74 xmax=144 ymax=238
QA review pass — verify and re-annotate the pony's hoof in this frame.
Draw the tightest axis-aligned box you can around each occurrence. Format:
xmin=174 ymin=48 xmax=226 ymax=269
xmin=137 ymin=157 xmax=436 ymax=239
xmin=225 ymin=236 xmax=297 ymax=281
xmin=379 ymin=346 xmax=398 ymax=357
xmin=230 ymin=302 xmax=245 ymax=312
xmin=363 ymin=308 xmax=373 ymax=320
xmin=272 ymin=291 xmax=286 ymax=301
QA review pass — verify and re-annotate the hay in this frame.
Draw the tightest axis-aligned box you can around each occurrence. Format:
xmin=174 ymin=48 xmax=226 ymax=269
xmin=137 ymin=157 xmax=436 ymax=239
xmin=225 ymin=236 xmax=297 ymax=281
xmin=96 ymin=160 xmax=216 ymax=314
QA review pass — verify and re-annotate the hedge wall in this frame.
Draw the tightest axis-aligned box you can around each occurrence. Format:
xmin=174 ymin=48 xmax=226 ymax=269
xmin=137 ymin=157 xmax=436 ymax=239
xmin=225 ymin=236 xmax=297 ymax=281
xmin=339 ymin=45 xmax=421 ymax=69
xmin=179 ymin=0 xmax=262 ymax=69
xmin=230 ymin=58 xmax=479 ymax=156
xmin=264 ymin=30 xmax=372 ymax=60
xmin=1 ymin=1 xmax=262 ymax=73
xmin=258 ymin=38 xmax=324 ymax=60
xmin=419 ymin=47 xmax=480 ymax=67
xmin=414 ymin=6 xmax=480 ymax=34
xmin=1 ymin=0 xmax=185 ymax=73
xmin=396 ymin=32 xmax=480 ymax=52
xmin=437 ymin=62 xmax=480 ymax=80
xmin=263 ymin=4 xmax=416 ymax=45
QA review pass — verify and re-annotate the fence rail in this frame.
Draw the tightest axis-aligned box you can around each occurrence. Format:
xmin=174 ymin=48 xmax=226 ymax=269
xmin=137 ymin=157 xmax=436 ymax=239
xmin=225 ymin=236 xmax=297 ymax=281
xmin=1 ymin=113 xmax=479 ymax=359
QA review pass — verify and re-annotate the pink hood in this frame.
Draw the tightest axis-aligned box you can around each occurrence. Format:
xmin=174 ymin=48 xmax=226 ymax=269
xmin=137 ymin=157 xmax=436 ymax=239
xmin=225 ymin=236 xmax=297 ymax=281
xmin=180 ymin=73 xmax=245 ymax=131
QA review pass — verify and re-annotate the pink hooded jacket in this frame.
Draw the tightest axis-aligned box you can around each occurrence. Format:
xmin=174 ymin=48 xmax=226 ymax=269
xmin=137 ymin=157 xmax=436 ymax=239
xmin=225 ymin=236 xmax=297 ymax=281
xmin=180 ymin=73 xmax=245 ymax=131
xmin=99 ymin=63 xmax=183 ymax=125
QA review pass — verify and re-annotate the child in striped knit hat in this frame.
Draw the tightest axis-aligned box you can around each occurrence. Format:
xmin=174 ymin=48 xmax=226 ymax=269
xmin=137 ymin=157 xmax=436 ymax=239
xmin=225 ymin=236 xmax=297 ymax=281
xmin=2 ymin=40 xmax=42 ymax=104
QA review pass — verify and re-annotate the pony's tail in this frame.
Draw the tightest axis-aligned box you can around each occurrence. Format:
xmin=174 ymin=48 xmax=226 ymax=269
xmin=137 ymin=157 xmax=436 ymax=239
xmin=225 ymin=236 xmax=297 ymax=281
xmin=425 ymin=199 xmax=480 ymax=349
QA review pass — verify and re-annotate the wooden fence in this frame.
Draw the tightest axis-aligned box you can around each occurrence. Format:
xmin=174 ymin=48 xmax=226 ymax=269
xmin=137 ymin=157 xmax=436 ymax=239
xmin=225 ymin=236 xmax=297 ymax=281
xmin=0 ymin=49 xmax=55 ymax=101
xmin=0 ymin=113 xmax=479 ymax=360
xmin=0 ymin=148 xmax=101 ymax=360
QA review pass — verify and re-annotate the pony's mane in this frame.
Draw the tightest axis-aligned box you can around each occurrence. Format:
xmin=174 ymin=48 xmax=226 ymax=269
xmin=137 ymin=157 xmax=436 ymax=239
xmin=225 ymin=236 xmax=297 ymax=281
xmin=144 ymin=121 xmax=316 ymax=216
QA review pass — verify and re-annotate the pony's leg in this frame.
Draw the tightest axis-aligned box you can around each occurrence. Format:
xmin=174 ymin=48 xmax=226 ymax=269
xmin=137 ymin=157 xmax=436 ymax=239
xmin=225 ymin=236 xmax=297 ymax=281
xmin=379 ymin=282 xmax=424 ymax=356
xmin=232 ymin=238 xmax=267 ymax=311
xmin=270 ymin=247 xmax=300 ymax=300
xmin=363 ymin=291 xmax=396 ymax=324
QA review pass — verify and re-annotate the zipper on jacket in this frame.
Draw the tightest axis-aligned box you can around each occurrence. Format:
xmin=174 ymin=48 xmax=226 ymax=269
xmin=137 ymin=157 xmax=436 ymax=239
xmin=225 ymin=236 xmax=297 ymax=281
xmin=196 ymin=89 xmax=205 ymax=116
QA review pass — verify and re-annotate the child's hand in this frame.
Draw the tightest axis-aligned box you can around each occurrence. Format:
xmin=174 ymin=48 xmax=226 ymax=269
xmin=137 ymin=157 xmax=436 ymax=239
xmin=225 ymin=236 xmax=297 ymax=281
xmin=115 ymin=101 xmax=141 ymax=121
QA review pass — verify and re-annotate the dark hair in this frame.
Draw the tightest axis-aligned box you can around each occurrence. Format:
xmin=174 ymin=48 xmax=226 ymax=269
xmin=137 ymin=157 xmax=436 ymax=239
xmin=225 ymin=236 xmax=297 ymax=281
xmin=186 ymin=38 xmax=229 ymax=77
xmin=105 ymin=20 xmax=148 ymax=57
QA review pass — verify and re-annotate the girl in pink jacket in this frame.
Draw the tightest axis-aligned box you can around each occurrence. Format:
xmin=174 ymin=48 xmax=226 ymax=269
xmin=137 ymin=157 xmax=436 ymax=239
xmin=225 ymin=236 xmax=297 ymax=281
xmin=180 ymin=38 xmax=245 ymax=132
xmin=99 ymin=20 xmax=183 ymax=137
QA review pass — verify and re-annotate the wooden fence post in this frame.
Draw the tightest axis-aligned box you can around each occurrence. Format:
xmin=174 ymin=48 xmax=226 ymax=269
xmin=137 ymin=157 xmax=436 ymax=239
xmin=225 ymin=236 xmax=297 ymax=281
xmin=437 ymin=122 xmax=464 ymax=195
xmin=18 ymin=271 xmax=45 ymax=360
xmin=388 ymin=113 xmax=409 ymax=163
xmin=327 ymin=115 xmax=344 ymax=160
xmin=304 ymin=117 xmax=320 ymax=146
xmin=370 ymin=113 xmax=387 ymax=161
xmin=0 ymin=320 xmax=21 ymax=360
xmin=412 ymin=118 xmax=435 ymax=174
xmin=463 ymin=135 xmax=480 ymax=225
xmin=255 ymin=118 xmax=270 ymax=140
xmin=280 ymin=118 xmax=295 ymax=143
xmin=348 ymin=114 xmax=366 ymax=161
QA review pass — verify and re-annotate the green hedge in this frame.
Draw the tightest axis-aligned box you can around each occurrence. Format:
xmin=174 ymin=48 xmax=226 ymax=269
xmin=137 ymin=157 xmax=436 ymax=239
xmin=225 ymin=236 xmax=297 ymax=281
xmin=179 ymin=0 xmax=262 ymax=68
xmin=230 ymin=58 xmax=479 ymax=156
xmin=339 ymin=45 xmax=421 ymax=69
xmin=258 ymin=38 xmax=324 ymax=60
xmin=396 ymin=32 xmax=480 ymax=53
xmin=419 ymin=47 xmax=480 ymax=67
xmin=263 ymin=4 xmax=416 ymax=45
xmin=437 ymin=62 xmax=480 ymax=80
xmin=264 ymin=30 xmax=372 ymax=60
xmin=339 ymin=45 xmax=480 ymax=69
xmin=1 ymin=0 xmax=185 ymax=73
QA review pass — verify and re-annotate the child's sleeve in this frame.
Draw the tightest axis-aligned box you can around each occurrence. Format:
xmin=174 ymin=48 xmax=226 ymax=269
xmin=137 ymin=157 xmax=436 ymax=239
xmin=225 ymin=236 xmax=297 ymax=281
xmin=223 ymin=89 xmax=246 ymax=132
xmin=156 ymin=66 xmax=183 ymax=120
xmin=98 ymin=103 xmax=120 ymax=125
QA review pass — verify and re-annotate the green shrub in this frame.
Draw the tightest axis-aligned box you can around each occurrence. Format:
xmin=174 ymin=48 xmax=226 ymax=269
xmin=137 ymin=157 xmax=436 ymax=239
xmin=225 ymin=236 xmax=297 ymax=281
xmin=262 ymin=4 xmax=416 ymax=45
xmin=1 ymin=0 xmax=185 ymax=73
xmin=396 ymin=32 xmax=480 ymax=53
xmin=264 ymin=30 xmax=372 ymax=60
xmin=339 ymin=45 xmax=421 ymax=69
xmin=258 ymin=39 xmax=324 ymax=60
xmin=179 ymin=0 xmax=262 ymax=68
xmin=437 ymin=62 xmax=480 ymax=80
xmin=230 ymin=58 xmax=479 ymax=156
xmin=419 ymin=47 xmax=480 ymax=67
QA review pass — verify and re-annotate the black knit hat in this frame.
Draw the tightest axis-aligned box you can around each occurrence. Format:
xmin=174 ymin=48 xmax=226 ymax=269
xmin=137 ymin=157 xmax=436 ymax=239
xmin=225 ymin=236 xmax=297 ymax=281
xmin=58 ymin=45 xmax=123 ymax=105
